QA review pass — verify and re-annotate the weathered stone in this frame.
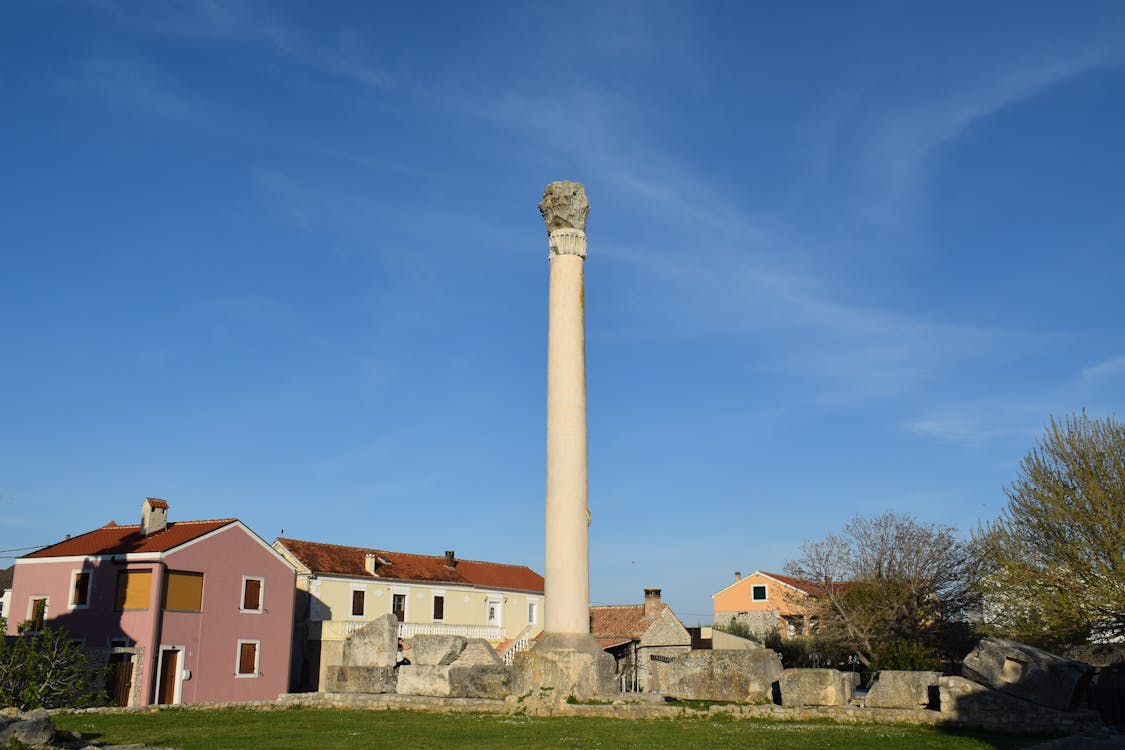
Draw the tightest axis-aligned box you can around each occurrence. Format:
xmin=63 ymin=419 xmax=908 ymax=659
xmin=409 ymin=634 xmax=467 ymax=666
xmin=0 ymin=708 xmax=55 ymax=747
xmin=779 ymin=668 xmax=855 ymax=706
xmin=396 ymin=664 xmax=511 ymax=699
xmin=865 ymin=670 xmax=941 ymax=709
xmin=340 ymin=613 xmax=398 ymax=668
xmin=453 ymin=638 xmax=503 ymax=667
xmin=665 ymin=649 xmax=782 ymax=703
xmin=324 ymin=665 xmax=397 ymax=694
xmin=538 ymin=181 xmax=589 ymax=233
xmin=511 ymin=632 xmax=617 ymax=699
xmin=961 ymin=637 xmax=1093 ymax=711
xmin=936 ymin=673 xmax=1106 ymax=731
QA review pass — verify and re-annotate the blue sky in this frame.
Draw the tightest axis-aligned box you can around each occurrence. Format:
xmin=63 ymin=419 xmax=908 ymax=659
xmin=2 ymin=1 xmax=1123 ymax=624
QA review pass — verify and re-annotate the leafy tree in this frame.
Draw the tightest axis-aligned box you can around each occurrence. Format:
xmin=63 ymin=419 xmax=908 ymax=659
xmin=0 ymin=624 xmax=104 ymax=709
xmin=975 ymin=411 xmax=1125 ymax=648
xmin=785 ymin=512 xmax=977 ymax=667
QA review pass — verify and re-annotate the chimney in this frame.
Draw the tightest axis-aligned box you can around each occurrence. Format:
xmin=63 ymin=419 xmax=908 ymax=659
xmin=643 ymin=588 xmax=662 ymax=619
xmin=364 ymin=553 xmax=377 ymax=574
xmin=444 ymin=550 xmax=456 ymax=567
xmin=735 ymin=571 xmax=742 ymax=582
xmin=141 ymin=498 xmax=169 ymax=536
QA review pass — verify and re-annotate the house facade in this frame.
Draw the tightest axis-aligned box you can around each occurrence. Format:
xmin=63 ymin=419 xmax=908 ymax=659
xmin=6 ymin=498 xmax=295 ymax=707
xmin=712 ymin=570 xmax=822 ymax=638
xmin=272 ymin=537 xmax=544 ymax=691
xmin=590 ymin=588 xmax=692 ymax=692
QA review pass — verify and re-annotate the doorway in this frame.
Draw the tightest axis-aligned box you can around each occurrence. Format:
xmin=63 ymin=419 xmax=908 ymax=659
xmin=156 ymin=647 xmax=183 ymax=705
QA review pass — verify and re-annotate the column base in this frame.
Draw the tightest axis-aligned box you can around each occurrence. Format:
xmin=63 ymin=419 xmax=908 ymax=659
xmin=511 ymin=632 xmax=617 ymax=700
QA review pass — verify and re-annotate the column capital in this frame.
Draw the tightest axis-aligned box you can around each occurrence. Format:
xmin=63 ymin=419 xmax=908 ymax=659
xmin=539 ymin=181 xmax=589 ymax=258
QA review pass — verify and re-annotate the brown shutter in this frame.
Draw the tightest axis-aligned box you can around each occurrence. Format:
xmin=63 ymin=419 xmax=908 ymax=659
xmin=433 ymin=595 xmax=444 ymax=620
xmin=72 ymin=572 xmax=90 ymax=606
xmin=163 ymin=571 xmax=204 ymax=611
xmin=351 ymin=589 xmax=364 ymax=616
xmin=238 ymin=642 xmax=257 ymax=675
xmin=243 ymin=579 xmax=262 ymax=610
xmin=115 ymin=571 xmax=153 ymax=610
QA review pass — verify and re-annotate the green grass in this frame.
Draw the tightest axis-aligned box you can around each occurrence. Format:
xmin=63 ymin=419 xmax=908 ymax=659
xmin=53 ymin=707 xmax=1050 ymax=750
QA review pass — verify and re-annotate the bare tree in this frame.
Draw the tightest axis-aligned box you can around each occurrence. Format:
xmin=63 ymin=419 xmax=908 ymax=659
xmin=786 ymin=512 xmax=977 ymax=667
xmin=975 ymin=411 xmax=1125 ymax=648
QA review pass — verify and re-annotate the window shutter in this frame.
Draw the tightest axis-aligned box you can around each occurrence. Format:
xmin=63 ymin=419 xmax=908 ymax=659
xmin=115 ymin=571 xmax=153 ymax=610
xmin=238 ymin=642 xmax=257 ymax=675
xmin=163 ymin=571 xmax=204 ymax=611
xmin=243 ymin=579 xmax=262 ymax=611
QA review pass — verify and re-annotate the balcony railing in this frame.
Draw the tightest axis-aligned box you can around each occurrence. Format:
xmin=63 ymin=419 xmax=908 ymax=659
xmin=309 ymin=619 xmax=502 ymax=642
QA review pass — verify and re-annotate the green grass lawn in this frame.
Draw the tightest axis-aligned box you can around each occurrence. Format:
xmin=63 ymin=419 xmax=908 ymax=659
xmin=52 ymin=707 xmax=1051 ymax=750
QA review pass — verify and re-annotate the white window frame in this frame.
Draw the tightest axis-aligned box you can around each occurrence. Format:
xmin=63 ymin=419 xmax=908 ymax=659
xmin=751 ymin=584 xmax=768 ymax=602
xmin=27 ymin=596 xmax=49 ymax=630
xmin=240 ymin=576 xmax=265 ymax=614
xmin=235 ymin=639 xmax=261 ymax=678
xmin=69 ymin=569 xmax=94 ymax=609
xmin=432 ymin=589 xmax=446 ymax=622
xmin=528 ymin=599 xmax=538 ymax=625
xmin=156 ymin=645 xmax=187 ymax=704
xmin=390 ymin=586 xmax=409 ymax=622
xmin=486 ymin=594 xmax=504 ymax=628
xmin=349 ymin=584 xmax=367 ymax=619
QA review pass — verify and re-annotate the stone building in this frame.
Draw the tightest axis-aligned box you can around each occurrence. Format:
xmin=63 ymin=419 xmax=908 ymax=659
xmin=590 ymin=588 xmax=692 ymax=692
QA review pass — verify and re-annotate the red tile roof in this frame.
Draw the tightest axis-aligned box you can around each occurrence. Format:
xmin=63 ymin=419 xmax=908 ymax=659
xmin=23 ymin=519 xmax=237 ymax=558
xmin=589 ymin=603 xmax=666 ymax=644
xmin=145 ymin=498 xmax=169 ymax=509
xmin=275 ymin=538 xmax=544 ymax=593
xmin=762 ymin=571 xmax=849 ymax=597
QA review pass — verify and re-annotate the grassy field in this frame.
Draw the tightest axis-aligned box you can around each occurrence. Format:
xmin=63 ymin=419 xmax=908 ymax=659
xmin=52 ymin=707 xmax=1051 ymax=750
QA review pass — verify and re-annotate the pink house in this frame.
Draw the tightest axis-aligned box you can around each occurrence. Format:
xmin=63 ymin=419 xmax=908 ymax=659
xmin=6 ymin=498 xmax=295 ymax=706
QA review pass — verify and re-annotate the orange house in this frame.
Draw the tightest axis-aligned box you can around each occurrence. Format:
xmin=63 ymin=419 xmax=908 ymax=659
xmin=712 ymin=570 xmax=823 ymax=639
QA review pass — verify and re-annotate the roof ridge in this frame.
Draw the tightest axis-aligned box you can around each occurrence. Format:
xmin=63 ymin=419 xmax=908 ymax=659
xmin=278 ymin=538 xmax=533 ymax=569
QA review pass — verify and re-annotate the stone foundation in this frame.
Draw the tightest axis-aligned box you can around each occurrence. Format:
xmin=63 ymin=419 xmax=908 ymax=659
xmin=511 ymin=632 xmax=616 ymax=699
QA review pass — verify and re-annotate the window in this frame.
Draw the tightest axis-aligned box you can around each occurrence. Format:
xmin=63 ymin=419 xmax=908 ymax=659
xmin=115 ymin=571 xmax=153 ymax=610
xmin=391 ymin=593 xmax=406 ymax=622
xmin=751 ymin=584 xmax=768 ymax=602
xmin=433 ymin=595 xmax=445 ymax=621
xmin=528 ymin=600 xmax=538 ymax=625
xmin=236 ymin=640 xmax=259 ymax=677
xmin=29 ymin=597 xmax=48 ymax=630
xmin=70 ymin=570 xmax=93 ymax=608
xmin=241 ymin=577 xmax=263 ymax=613
xmin=351 ymin=589 xmax=365 ymax=617
xmin=163 ymin=571 xmax=204 ymax=612
xmin=486 ymin=595 xmax=503 ymax=627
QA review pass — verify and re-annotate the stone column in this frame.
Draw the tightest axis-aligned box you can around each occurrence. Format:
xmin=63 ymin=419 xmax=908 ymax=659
xmin=542 ymin=180 xmax=591 ymax=635
xmin=512 ymin=181 xmax=615 ymax=700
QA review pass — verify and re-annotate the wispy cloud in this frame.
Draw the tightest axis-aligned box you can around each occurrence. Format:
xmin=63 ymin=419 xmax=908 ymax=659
xmin=60 ymin=57 xmax=210 ymax=122
xmin=863 ymin=46 xmax=1124 ymax=189
xmin=908 ymin=407 xmax=1045 ymax=445
xmin=1081 ymin=353 xmax=1125 ymax=380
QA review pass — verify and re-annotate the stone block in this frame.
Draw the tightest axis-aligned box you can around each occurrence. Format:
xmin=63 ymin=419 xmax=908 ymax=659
xmin=396 ymin=664 xmax=511 ymax=698
xmin=324 ymin=665 xmax=398 ymax=694
xmin=779 ymin=668 xmax=855 ymax=706
xmin=865 ymin=670 xmax=941 ymax=709
xmin=511 ymin=632 xmax=617 ymax=699
xmin=454 ymin=638 xmax=503 ymax=667
xmin=409 ymin=634 xmax=468 ymax=666
xmin=665 ymin=649 xmax=782 ymax=703
xmin=0 ymin=708 xmax=55 ymax=747
xmin=341 ymin=613 xmax=398 ymax=668
xmin=961 ymin=637 xmax=1093 ymax=711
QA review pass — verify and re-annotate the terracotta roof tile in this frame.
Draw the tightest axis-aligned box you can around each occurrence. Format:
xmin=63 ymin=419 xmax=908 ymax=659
xmin=145 ymin=498 xmax=169 ymax=509
xmin=276 ymin=538 xmax=543 ymax=593
xmin=23 ymin=519 xmax=237 ymax=558
xmin=763 ymin=571 xmax=850 ymax=597
xmin=589 ymin=604 xmax=665 ymax=642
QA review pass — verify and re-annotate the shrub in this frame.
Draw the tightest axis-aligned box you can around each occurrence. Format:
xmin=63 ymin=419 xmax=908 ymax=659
xmin=0 ymin=624 xmax=105 ymax=709
xmin=871 ymin=638 xmax=941 ymax=672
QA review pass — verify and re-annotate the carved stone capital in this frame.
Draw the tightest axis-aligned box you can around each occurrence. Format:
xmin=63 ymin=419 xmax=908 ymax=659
xmin=540 ymin=181 xmax=589 ymax=259
xmin=539 ymin=181 xmax=589 ymax=233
